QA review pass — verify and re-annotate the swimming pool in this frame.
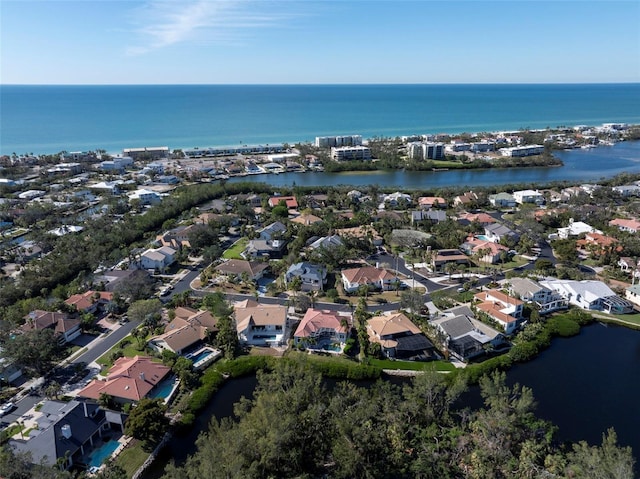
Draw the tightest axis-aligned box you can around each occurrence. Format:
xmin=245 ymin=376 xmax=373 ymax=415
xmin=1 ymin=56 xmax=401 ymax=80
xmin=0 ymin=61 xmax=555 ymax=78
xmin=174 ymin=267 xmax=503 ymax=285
xmin=87 ymin=440 xmax=120 ymax=468
xmin=149 ymin=376 xmax=176 ymax=400
xmin=476 ymin=234 xmax=492 ymax=242
xmin=189 ymin=349 xmax=214 ymax=363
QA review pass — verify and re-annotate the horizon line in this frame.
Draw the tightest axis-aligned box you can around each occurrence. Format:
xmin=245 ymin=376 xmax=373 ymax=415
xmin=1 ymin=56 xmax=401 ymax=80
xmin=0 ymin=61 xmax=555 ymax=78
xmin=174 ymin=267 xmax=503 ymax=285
xmin=2 ymin=81 xmax=639 ymax=87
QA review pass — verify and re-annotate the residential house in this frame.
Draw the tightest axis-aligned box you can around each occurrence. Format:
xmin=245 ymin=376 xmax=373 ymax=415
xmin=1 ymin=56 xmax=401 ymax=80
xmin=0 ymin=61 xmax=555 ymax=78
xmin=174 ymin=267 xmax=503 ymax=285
xmin=285 ymin=262 xmax=327 ymax=291
xmin=128 ymin=189 xmax=161 ymax=205
xmin=341 ymin=266 xmax=397 ymax=293
xmin=484 ymin=223 xmax=520 ymax=244
xmin=513 ymin=189 xmax=545 ymax=205
xmin=609 ymin=218 xmax=640 ymax=234
xmin=293 ymin=309 xmax=351 ymax=349
xmin=460 ymin=237 xmax=509 ymax=264
xmin=139 ymin=246 xmax=176 ymax=271
xmin=65 ymin=291 xmax=114 ymax=315
xmin=156 ymin=224 xmax=200 ymax=249
xmin=457 ymin=212 xmax=496 ymax=226
xmin=0 ymin=347 xmax=23 ymax=384
xmin=366 ymin=312 xmax=435 ymax=360
xmin=613 ymin=184 xmax=640 ymax=197
xmin=474 ymin=290 xmax=524 ymax=335
xmin=576 ymin=232 xmax=621 ymax=257
xmin=9 ymin=400 xmax=117 ymax=470
xmin=488 ymin=192 xmax=517 ymax=208
xmin=21 ymin=310 xmax=81 ymax=344
xmin=213 ymin=259 xmax=268 ymax=281
xmin=148 ymin=307 xmax=218 ymax=355
xmin=417 ymin=196 xmax=447 ymax=209
xmin=556 ymin=220 xmax=601 ymax=239
xmin=431 ymin=249 xmax=470 ymax=272
xmin=540 ymin=279 xmax=634 ymax=314
xmin=508 ymin=277 xmax=568 ymax=314
xmin=336 ymin=226 xmax=383 ymax=246
xmin=243 ymin=238 xmax=287 ymax=259
xmin=618 ymin=257 xmax=640 ymax=276
xmin=308 ymin=234 xmax=344 ymax=250
xmin=431 ymin=308 xmax=504 ymax=361
xmin=78 ymin=355 xmax=171 ymax=404
xmin=453 ymin=191 xmax=479 ymax=207
xmin=93 ymin=269 xmax=151 ymax=293
xmin=291 ymin=213 xmax=323 ymax=226
xmin=624 ymin=284 xmax=640 ymax=309
xmin=379 ymin=191 xmax=412 ymax=209
xmin=235 ymin=302 xmax=288 ymax=346
xmin=258 ymin=221 xmax=287 ymax=241
xmin=268 ymin=196 xmax=298 ymax=209
xmin=411 ymin=209 xmax=447 ymax=225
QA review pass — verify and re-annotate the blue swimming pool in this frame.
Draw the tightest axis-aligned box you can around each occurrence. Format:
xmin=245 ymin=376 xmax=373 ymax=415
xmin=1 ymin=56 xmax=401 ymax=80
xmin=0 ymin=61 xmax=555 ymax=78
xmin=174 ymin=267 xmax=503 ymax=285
xmin=87 ymin=440 xmax=119 ymax=468
xmin=476 ymin=234 xmax=492 ymax=242
xmin=149 ymin=376 xmax=176 ymax=400
xmin=189 ymin=350 xmax=214 ymax=363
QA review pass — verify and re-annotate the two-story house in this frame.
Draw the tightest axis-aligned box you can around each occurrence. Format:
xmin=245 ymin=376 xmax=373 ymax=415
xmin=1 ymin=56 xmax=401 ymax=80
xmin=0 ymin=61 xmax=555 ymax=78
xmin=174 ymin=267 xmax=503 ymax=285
xmin=474 ymin=290 xmax=524 ymax=335
xmin=508 ymin=277 xmax=568 ymax=315
xmin=285 ymin=262 xmax=327 ymax=291
xmin=366 ymin=312 xmax=435 ymax=360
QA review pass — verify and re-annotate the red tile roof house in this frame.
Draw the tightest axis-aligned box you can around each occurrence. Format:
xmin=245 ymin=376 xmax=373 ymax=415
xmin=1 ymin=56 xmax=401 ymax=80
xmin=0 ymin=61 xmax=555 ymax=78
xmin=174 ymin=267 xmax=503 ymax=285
xmin=78 ymin=355 xmax=171 ymax=405
xmin=148 ymin=307 xmax=218 ymax=355
xmin=268 ymin=196 xmax=298 ymax=209
xmin=64 ymin=291 xmax=114 ymax=314
xmin=293 ymin=309 xmax=351 ymax=351
xmin=461 ymin=237 xmax=509 ymax=264
xmin=473 ymin=290 xmax=524 ymax=335
xmin=341 ymin=266 xmax=397 ymax=294
xmin=609 ymin=218 xmax=640 ymax=234
xmin=21 ymin=310 xmax=81 ymax=345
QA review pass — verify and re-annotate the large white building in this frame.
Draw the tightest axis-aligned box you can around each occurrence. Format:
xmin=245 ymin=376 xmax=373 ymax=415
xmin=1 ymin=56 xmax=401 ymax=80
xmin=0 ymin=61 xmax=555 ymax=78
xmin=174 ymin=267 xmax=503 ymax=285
xmin=408 ymin=142 xmax=445 ymax=160
xmin=331 ymin=145 xmax=372 ymax=161
xmin=499 ymin=145 xmax=545 ymax=157
xmin=315 ymin=135 xmax=362 ymax=148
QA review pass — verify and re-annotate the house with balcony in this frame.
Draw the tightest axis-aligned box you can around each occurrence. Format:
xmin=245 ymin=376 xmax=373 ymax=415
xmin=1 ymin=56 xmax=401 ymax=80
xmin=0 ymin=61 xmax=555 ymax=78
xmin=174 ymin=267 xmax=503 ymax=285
xmin=64 ymin=291 xmax=114 ymax=315
xmin=258 ymin=221 xmax=287 ymax=241
xmin=148 ymin=307 xmax=218 ymax=355
xmin=508 ymin=277 xmax=568 ymax=315
xmin=235 ymin=302 xmax=288 ymax=346
xmin=293 ymin=309 xmax=351 ymax=350
xmin=489 ymin=192 xmax=517 ymax=208
xmin=431 ymin=249 xmax=470 ymax=272
xmin=367 ymin=312 xmax=435 ymax=360
xmin=513 ymin=189 xmax=545 ymax=205
xmin=473 ymin=290 xmax=524 ymax=335
xmin=609 ymin=218 xmax=640 ymax=234
xmin=484 ymin=223 xmax=520 ymax=244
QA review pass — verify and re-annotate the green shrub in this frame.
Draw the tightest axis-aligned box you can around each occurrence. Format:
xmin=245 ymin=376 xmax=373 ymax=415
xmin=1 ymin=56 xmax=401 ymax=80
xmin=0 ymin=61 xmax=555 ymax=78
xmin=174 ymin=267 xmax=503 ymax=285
xmin=546 ymin=316 xmax=580 ymax=337
xmin=509 ymin=341 xmax=539 ymax=363
xmin=215 ymin=356 xmax=273 ymax=377
xmin=463 ymin=354 xmax=513 ymax=384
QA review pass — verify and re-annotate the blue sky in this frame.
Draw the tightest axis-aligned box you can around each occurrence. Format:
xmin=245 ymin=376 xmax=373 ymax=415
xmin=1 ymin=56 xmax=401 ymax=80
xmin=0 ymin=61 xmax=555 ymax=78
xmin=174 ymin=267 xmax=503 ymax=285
xmin=1 ymin=0 xmax=639 ymax=84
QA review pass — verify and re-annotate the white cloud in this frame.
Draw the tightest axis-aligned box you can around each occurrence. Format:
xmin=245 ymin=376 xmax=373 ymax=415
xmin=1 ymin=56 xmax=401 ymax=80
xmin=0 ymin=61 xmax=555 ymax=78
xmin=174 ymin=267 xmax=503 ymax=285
xmin=126 ymin=0 xmax=291 ymax=56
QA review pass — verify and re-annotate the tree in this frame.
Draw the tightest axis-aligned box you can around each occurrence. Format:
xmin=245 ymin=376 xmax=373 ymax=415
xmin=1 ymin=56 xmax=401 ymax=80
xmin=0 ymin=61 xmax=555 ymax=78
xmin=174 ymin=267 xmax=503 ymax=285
xmin=2 ymin=328 xmax=59 ymax=374
xmin=400 ymin=288 xmax=426 ymax=316
xmin=566 ymin=428 xmax=636 ymax=479
xmin=215 ymin=314 xmax=239 ymax=359
xmin=127 ymin=299 xmax=162 ymax=327
xmin=124 ymin=398 xmax=169 ymax=452
xmin=114 ymin=269 xmax=155 ymax=301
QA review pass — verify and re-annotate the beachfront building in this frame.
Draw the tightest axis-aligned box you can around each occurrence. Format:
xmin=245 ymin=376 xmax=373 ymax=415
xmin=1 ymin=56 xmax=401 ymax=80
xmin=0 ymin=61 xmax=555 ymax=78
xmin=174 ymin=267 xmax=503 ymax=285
xmin=234 ymin=301 xmax=288 ymax=347
xmin=408 ymin=142 xmax=445 ymax=160
xmin=331 ymin=145 xmax=372 ymax=161
xmin=122 ymin=146 xmax=169 ymax=160
xmin=293 ymin=309 xmax=351 ymax=350
xmin=499 ymin=145 xmax=545 ymax=157
xmin=508 ymin=277 xmax=568 ymax=315
xmin=315 ymin=135 xmax=362 ymax=148
xmin=540 ymin=279 xmax=634 ymax=314
xmin=367 ymin=312 xmax=435 ymax=360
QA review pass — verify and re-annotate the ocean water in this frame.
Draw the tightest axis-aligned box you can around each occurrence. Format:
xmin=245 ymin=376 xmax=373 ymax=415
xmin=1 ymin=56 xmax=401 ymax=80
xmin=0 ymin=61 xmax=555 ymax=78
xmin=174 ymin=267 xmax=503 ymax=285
xmin=1 ymin=84 xmax=639 ymax=156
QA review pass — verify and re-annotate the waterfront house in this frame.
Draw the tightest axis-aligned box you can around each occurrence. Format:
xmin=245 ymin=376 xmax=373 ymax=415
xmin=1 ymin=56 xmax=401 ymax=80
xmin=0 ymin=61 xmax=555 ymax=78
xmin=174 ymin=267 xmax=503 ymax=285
xmin=268 ymin=196 xmax=298 ymax=209
xmin=417 ymin=196 xmax=447 ymax=209
xmin=508 ymin=277 xmax=568 ymax=315
xmin=431 ymin=310 xmax=504 ymax=361
xmin=21 ymin=310 xmax=81 ymax=345
xmin=341 ymin=266 xmax=397 ymax=293
xmin=293 ymin=309 xmax=351 ymax=349
xmin=78 ymin=355 xmax=171 ymax=404
xmin=624 ymin=284 xmax=640 ymax=309
xmin=513 ymin=189 xmax=545 ymax=205
xmin=235 ymin=302 xmax=288 ymax=347
xmin=540 ymin=279 xmax=634 ymax=314
xmin=148 ymin=307 xmax=218 ymax=355
xmin=285 ymin=262 xmax=327 ymax=291
xmin=473 ymin=290 xmax=523 ymax=335
xmin=9 ymin=400 xmax=115 ymax=470
xmin=453 ymin=191 xmax=479 ymax=207
xmin=366 ymin=312 xmax=435 ymax=360
xmin=488 ymin=192 xmax=517 ymax=208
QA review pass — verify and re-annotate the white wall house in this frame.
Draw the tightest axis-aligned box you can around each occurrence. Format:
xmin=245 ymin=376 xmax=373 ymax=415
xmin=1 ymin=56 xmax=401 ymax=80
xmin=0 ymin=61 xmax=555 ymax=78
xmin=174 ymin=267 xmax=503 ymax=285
xmin=540 ymin=279 xmax=634 ymax=314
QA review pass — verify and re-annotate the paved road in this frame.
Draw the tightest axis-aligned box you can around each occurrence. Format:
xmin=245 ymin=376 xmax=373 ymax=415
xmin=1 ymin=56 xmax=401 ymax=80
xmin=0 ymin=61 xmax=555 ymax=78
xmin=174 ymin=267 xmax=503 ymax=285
xmin=70 ymin=320 xmax=138 ymax=366
xmin=0 ymin=394 xmax=44 ymax=429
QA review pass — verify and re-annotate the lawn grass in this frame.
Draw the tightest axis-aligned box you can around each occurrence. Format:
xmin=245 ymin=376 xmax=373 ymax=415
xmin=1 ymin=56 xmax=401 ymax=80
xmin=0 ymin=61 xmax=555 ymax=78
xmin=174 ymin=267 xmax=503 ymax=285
xmin=222 ymin=237 xmax=248 ymax=259
xmin=596 ymin=312 xmax=640 ymax=327
xmin=368 ymin=358 xmax=456 ymax=372
xmin=115 ymin=440 xmax=149 ymax=478
xmin=96 ymin=336 xmax=149 ymax=369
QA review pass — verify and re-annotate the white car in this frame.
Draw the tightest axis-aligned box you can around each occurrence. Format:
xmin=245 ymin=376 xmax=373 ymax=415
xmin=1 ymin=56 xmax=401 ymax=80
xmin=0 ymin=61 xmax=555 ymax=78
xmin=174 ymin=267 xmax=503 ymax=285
xmin=0 ymin=402 xmax=15 ymax=416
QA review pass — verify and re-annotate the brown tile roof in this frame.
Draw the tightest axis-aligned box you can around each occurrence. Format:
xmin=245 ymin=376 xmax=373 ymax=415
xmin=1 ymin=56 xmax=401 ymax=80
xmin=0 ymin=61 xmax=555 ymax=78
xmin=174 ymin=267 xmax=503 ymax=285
xmin=214 ymin=259 xmax=268 ymax=278
xmin=21 ymin=310 xmax=80 ymax=335
xmin=367 ymin=312 xmax=421 ymax=339
xmin=150 ymin=307 xmax=218 ymax=353
xmin=235 ymin=304 xmax=287 ymax=332
xmin=78 ymin=355 xmax=170 ymax=402
xmin=64 ymin=291 xmax=113 ymax=311
xmin=341 ymin=266 xmax=395 ymax=284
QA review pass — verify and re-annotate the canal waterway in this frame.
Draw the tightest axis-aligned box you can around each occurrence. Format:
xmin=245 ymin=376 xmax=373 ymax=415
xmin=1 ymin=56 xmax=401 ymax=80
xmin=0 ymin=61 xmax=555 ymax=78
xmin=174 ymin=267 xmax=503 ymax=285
xmin=229 ymin=141 xmax=640 ymax=189
xmin=143 ymin=324 xmax=640 ymax=478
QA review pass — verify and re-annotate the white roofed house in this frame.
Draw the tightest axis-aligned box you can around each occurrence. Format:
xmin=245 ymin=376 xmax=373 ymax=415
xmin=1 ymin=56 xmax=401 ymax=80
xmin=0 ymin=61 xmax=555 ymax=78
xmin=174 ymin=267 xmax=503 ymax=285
xmin=512 ymin=189 xmax=545 ymax=205
xmin=234 ymin=302 xmax=289 ymax=347
xmin=128 ymin=188 xmax=162 ymax=205
xmin=556 ymin=220 xmax=601 ymax=239
xmin=539 ymin=279 xmax=634 ymax=314
xmin=139 ymin=246 xmax=176 ymax=271
xmin=508 ymin=277 xmax=568 ymax=315
xmin=285 ymin=262 xmax=327 ymax=291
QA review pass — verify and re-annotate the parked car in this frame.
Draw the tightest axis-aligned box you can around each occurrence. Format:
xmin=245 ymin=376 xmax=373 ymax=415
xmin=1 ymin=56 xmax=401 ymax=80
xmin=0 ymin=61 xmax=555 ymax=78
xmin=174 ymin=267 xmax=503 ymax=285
xmin=0 ymin=402 xmax=15 ymax=416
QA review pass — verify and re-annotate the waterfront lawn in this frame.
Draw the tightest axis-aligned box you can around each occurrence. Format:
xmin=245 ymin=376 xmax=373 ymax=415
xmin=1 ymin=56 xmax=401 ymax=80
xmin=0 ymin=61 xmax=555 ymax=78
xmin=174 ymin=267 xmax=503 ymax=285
xmin=115 ymin=440 xmax=148 ymax=478
xmin=368 ymin=358 xmax=456 ymax=372
xmin=222 ymin=238 xmax=248 ymax=260
xmin=598 ymin=312 xmax=640 ymax=328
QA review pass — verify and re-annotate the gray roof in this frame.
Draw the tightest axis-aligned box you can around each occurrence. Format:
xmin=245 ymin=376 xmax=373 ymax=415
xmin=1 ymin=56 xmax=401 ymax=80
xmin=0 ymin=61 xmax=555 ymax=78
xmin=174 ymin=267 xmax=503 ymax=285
xmin=509 ymin=277 xmax=548 ymax=297
xmin=10 ymin=400 xmax=105 ymax=467
xmin=485 ymin=222 xmax=518 ymax=237
xmin=309 ymin=234 xmax=344 ymax=250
